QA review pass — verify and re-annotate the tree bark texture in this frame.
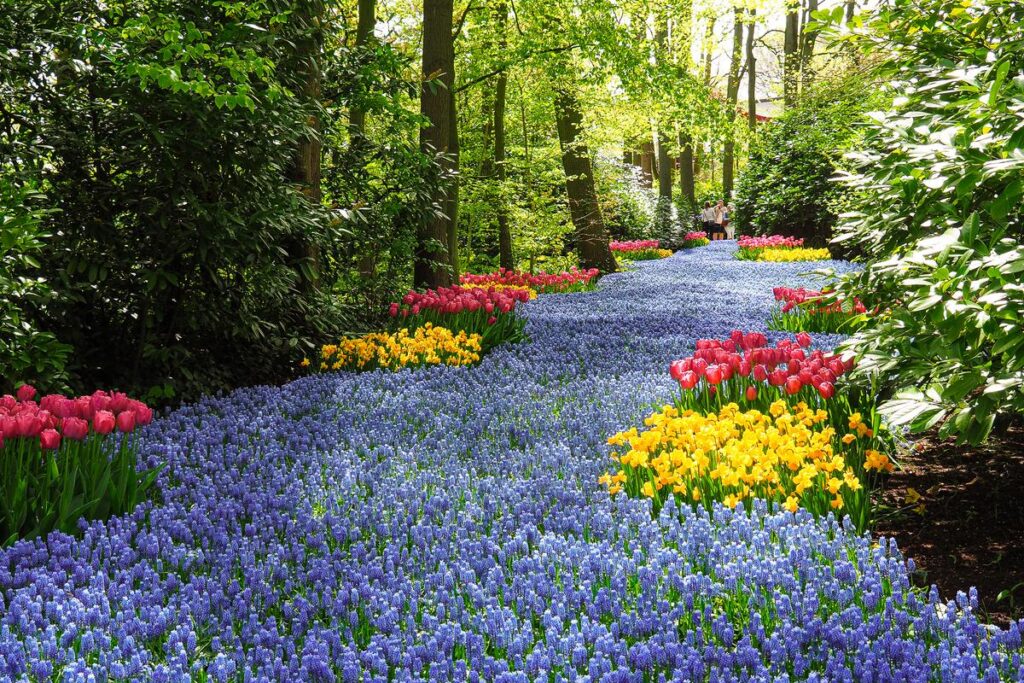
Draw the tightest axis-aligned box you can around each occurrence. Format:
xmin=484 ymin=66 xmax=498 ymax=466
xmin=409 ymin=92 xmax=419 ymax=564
xmin=416 ymin=0 xmax=455 ymax=288
xmin=553 ymin=89 xmax=617 ymax=273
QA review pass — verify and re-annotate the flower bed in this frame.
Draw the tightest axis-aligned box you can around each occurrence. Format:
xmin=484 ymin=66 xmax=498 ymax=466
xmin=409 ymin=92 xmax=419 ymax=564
xmin=736 ymin=235 xmax=831 ymax=261
xmin=459 ymin=267 xmax=598 ymax=294
xmin=610 ymin=239 xmax=673 ymax=260
xmin=389 ymin=284 xmax=531 ymax=350
xmin=679 ymin=231 xmax=710 ymax=248
xmin=305 ymin=324 xmax=482 ymax=372
xmin=601 ymin=400 xmax=884 ymax=529
xmin=0 ymin=243 xmax=1018 ymax=681
xmin=770 ymin=286 xmax=869 ymax=333
xmin=0 ymin=385 xmax=159 ymax=545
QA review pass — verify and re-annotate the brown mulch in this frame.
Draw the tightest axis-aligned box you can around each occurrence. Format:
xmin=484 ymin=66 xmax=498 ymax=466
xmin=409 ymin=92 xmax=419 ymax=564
xmin=874 ymin=426 xmax=1024 ymax=625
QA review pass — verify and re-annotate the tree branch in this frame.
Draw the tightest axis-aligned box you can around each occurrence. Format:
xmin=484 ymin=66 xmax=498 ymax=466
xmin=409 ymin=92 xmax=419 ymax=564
xmin=454 ymin=44 xmax=578 ymax=93
xmin=452 ymin=0 xmax=478 ymax=41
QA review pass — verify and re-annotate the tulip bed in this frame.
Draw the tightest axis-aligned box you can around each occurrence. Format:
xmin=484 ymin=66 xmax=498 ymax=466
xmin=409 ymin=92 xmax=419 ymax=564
xmin=679 ymin=231 xmax=710 ymax=248
xmin=0 ymin=387 xmax=159 ymax=546
xmin=736 ymin=235 xmax=831 ymax=262
xmin=1 ymin=243 xmax=1021 ymax=681
xmin=389 ymin=284 xmax=531 ymax=350
xmin=770 ymin=286 xmax=870 ymax=333
xmin=610 ymin=240 xmax=673 ymax=260
xmin=459 ymin=268 xmax=599 ymax=294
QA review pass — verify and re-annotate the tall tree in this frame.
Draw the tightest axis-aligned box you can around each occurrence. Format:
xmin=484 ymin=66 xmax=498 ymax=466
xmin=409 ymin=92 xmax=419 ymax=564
xmin=416 ymin=0 xmax=456 ymax=288
xmin=678 ymin=130 xmax=696 ymax=207
xmin=746 ymin=8 xmax=757 ymax=132
xmin=783 ymin=1 xmax=799 ymax=108
xmin=722 ymin=7 xmax=743 ymax=198
xmin=493 ymin=0 xmax=513 ymax=270
xmin=640 ymin=140 xmax=655 ymax=186
xmin=799 ymin=0 xmax=820 ymax=92
xmin=553 ymin=88 xmax=617 ymax=273
xmin=287 ymin=0 xmax=324 ymax=290
xmin=349 ymin=0 xmax=375 ymax=134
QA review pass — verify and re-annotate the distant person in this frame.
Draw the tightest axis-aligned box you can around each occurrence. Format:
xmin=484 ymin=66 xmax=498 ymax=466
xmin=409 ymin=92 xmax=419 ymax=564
xmin=702 ymin=202 xmax=718 ymax=238
xmin=721 ymin=201 xmax=734 ymax=239
xmin=712 ymin=200 xmax=726 ymax=240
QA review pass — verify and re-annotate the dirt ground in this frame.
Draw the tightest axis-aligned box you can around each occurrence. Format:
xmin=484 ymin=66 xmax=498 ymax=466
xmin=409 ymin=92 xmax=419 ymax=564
xmin=874 ymin=426 xmax=1024 ymax=625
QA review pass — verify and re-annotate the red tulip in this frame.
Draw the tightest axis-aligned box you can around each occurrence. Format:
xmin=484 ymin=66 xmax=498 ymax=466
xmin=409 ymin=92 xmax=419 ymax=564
xmin=746 ymin=386 xmax=758 ymax=401
xmin=692 ymin=358 xmax=708 ymax=376
xmin=61 ymin=417 xmax=90 ymax=441
xmin=705 ymin=365 xmax=723 ymax=385
xmin=785 ymin=377 xmax=802 ymax=395
xmin=16 ymin=384 xmax=36 ymax=402
xmin=817 ymin=382 xmax=835 ymax=399
xmin=116 ymin=410 xmax=136 ymax=433
xmin=678 ymin=371 xmax=698 ymax=390
xmin=40 ymin=428 xmax=61 ymax=450
xmin=93 ymin=410 xmax=116 ymax=435
xmin=133 ymin=403 xmax=154 ymax=426
xmin=738 ymin=360 xmax=751 ymax=376
xmin=796 ymin=332 xmax=812 ymax=348
xmin=669 ymin=360 xmax=687 ymax=381
xmin=753 ymin=365 xmax=768 ymax=382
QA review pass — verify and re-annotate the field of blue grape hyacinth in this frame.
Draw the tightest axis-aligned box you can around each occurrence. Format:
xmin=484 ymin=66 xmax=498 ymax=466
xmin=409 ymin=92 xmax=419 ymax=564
xmin=1 ymin=241 xmax=1022 ymax=682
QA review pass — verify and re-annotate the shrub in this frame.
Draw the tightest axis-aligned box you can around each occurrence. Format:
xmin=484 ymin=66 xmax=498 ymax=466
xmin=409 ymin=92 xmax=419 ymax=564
xmin=0 ymin=386 xmax=160 ymax=545
xmin=834 ymin=0 xmax=1024 ymax=444
xmin=0 ymin=180 xmax=70 ymax=394
xmin=733 ymin=77 xmax=877 ymax=246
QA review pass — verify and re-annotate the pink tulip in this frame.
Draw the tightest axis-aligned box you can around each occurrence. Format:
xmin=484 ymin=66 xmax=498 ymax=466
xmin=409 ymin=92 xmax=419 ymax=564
xmin=61 ymin=417 xmax=90 ymax=441
xmin=116 ymin=410 xmax=136 ymax=433
xmin=40 ymin=428 xmax=61 ymax=450
xmin=93 ymin=410 xmax=116 ymax=435
xmin=16 ymin=384 xmax=36 ymax=402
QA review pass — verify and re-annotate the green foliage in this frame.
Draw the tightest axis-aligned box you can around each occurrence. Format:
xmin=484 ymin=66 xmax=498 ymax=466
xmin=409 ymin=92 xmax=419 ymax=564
xmin=0 ymin=0 xmax=440 ymax=402
xmin=733 ymin=78 xmax=875 ymax=246
xmin=0 ymin=179 xmax=70 ymax=394
xmin=835 ymin=0 xmax=1024 ymax=444
xmin=595 ymin=158 xmax=655 ymax=240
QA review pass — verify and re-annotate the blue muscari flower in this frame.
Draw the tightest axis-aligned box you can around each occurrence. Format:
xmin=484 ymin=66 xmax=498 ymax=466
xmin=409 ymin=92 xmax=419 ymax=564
xmin=0 ymin=243 xmax=1019 ymax=681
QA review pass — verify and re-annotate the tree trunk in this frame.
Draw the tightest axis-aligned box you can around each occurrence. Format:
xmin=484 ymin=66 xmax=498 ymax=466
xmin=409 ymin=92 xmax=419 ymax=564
xmin=447 ymin=88 xmax=460 ymax=279
xmin=640 ymin=141 xmax=654 ymax=187
xmin=657 ymin=130 xmax=672 ymax=198
xmin=845 ymin=0 xmax=855 ymax=22
xmin=784 ymin=3 xmax=799 ymax=108
xmin=800 ymin=0 xmax=819 ymax=93
xmin=723 ymin=7 xmax=743 ymax=198
xmin=553 ymin=89 xmax=617 ymax=273
xmin=288 ymin=0 xmax=323 ymax=291
xmin=678 ymin=131 xmax=695 ymax=208
xmin=746 ymin=9 xmax=756 ymax=132
xmin=702 ymin=17 xmax=715 ymax=86
xmin=349 ymin=0 xmax=375 ymax=134
xmin=494 ymin=1 xmax=513 ymax=270
xmin=416 ymin=0 xmax=455 ymax=288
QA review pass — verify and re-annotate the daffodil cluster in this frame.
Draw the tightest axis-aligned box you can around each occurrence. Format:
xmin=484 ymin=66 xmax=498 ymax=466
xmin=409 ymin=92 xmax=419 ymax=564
xmin=601 ymin=400 xmax=875 ymax=530
xmin=304 ymin=323 xmax=482 ymax=372
xmin=756 ymin=247 xmax=833 ymax=262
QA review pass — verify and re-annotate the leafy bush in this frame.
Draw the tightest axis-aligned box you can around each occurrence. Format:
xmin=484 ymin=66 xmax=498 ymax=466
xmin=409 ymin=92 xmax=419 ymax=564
xmin=0 ymin=179 xmax=70 ymax=394
xmin=733 ymin=78 xmax=876 ymax=246
xmin=835 ymin=0 xmax=1024 ymax=444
